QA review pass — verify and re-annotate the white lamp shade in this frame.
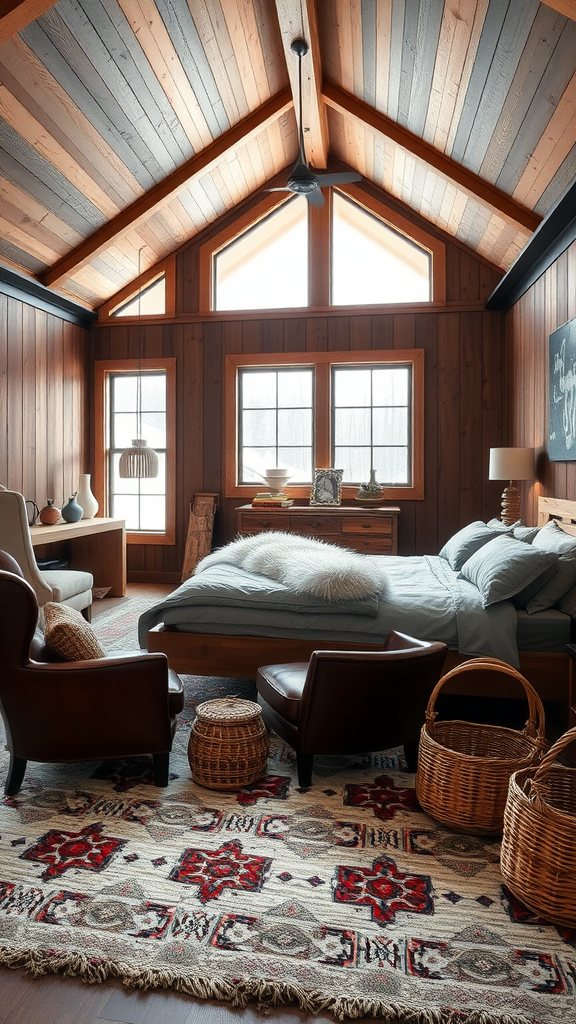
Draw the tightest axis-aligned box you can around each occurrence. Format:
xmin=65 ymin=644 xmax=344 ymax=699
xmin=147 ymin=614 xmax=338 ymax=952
xmin=118 ymin=439 xmax=159 ymax=479
xmin=488 ymin=447 xmax=535 ymax=482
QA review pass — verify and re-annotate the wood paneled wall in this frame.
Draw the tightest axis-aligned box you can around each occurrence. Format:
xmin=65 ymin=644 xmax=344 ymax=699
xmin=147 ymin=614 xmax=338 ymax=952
xmin=93 ymin=223 xmax=504 ymax=579
xmin=504 ymin=238 xmax=576 ymax=525
xmin=0 ymin=293 xmax=90 ymax=511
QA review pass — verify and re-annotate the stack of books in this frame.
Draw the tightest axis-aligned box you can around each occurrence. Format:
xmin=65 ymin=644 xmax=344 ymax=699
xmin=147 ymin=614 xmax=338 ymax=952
xmin=251 ymin=492 xmax=294 ymax=508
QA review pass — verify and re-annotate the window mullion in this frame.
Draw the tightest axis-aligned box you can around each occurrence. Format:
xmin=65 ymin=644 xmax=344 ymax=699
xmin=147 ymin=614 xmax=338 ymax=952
xmin=315 ymin=362 xmax=331 ymax=467
xmin=308 ymin=193 xmax=331 ymax=307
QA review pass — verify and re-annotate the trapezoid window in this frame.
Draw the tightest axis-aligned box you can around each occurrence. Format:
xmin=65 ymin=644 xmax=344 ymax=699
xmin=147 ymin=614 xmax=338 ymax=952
xmin=214 ymin=198 xmax=308 ymax=310
xmin=332 ymin=192 xmax=431 ymax=305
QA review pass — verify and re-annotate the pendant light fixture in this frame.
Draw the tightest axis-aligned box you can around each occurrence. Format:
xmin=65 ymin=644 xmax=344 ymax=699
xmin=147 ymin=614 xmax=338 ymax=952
xmin=118 ymin=248 xmax=159 ymax=479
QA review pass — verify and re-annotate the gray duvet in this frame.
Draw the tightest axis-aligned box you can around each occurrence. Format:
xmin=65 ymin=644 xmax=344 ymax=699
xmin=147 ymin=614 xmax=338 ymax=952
xmin=138 ymin=553 xmax=522 ymax=666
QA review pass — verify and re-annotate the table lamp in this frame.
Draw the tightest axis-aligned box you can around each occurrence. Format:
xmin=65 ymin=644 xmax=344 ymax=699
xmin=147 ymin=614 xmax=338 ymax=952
xmin=488 ymin=447 xmax=535 ymax=526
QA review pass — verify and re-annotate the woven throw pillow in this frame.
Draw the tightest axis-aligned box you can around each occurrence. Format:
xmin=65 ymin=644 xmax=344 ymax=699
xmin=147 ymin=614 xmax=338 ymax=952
xmin=43 ymin=602 xmax=105 ymax=661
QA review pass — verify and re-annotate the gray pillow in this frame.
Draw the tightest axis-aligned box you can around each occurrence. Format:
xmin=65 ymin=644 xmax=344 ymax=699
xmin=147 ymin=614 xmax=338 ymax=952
xmin=487 ymin=518 xmax=519 ymax=531
xmin=439 ymin=521 xmax=503 ymax=571
xmin=458 ymin=534 xmax=561 ymax=608
xmin=514 ymin=525 xmax=540 ymax=544
xmin=524 ymin=520 xmax=576 ymax=614
xmin=557 ymin=583 xmax=576 ymax=617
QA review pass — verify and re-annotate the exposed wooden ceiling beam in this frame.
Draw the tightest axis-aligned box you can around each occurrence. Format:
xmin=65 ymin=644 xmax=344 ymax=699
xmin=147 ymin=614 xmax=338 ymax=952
xmin=0 ymin=0 xmax=57 ymax=43
xmin=540 ymin=1 xmax=576 ymax=21
xmin=43 ymin=88 xmax=293 ymax=290
xmin=323 ymin=82 xmax=541 ymax=235
xmin=274 ymin=0 xmax=328 ymax=169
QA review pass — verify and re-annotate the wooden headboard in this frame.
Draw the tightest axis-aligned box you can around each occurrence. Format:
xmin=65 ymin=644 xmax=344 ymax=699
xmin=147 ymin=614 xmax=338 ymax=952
xmin=538 ymin=496 xmax=576 ymax=537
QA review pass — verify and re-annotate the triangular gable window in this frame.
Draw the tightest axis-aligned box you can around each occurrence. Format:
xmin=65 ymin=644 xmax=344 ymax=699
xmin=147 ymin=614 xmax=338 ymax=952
xmin=112 ymin=275 xmax=166 ymax=317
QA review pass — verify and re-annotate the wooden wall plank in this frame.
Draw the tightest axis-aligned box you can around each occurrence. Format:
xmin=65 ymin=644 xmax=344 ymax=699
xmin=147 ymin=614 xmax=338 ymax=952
xmin=505 ymin=236 xmax=576 ymax=522
xmin=0 ymin=296 xmax=89 ymax=516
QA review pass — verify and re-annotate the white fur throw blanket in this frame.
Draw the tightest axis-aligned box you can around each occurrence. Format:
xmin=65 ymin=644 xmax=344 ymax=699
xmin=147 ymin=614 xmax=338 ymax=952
xmin=195 ymin=531 xmax=384 ymax=602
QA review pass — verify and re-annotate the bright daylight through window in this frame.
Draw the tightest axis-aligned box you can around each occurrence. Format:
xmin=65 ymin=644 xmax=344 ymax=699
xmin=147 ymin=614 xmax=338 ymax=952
xmin=109 ymin=372 xmax=167 ymax=531
xmin=239 ymin=367 xmax=314 ymax=484
xmin=332 ymin=193 xmax=430 ymax=305
xmin=215 ymin=199 xmax=308 ymax=310
xmin=333 ymin=364 xmax=411 ymax=485
xmin=213 ymin=191 xmax=432 ymax=311
xmin=112 ymin=276 xmax=166 ymax=316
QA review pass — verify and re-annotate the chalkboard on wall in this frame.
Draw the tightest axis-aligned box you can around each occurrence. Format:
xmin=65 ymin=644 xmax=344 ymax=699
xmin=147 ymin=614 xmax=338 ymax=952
xmin=548 ymin=316 xmax=576 ymax=461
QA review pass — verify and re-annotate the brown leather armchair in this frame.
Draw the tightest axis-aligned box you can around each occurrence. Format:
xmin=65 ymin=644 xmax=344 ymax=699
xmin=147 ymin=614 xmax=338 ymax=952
xmin=0 ymin=550 xmax=184 ymax=796
xmin=256 ymin=631 xmax=448 ymax=786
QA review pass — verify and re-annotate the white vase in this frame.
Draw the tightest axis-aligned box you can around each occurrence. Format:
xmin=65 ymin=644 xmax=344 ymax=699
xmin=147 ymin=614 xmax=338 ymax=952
xmin=76 ymin=474 xmax=98 ymax=519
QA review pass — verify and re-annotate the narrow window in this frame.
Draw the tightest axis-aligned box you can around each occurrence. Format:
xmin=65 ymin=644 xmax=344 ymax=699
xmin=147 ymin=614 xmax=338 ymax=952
xmin=95 ymin=358 xmax=176 ymax=545
xmin=109 ymin=372 xmax=167 ymax=531
xmin=238 ymin=366 xmax=314 ymax=484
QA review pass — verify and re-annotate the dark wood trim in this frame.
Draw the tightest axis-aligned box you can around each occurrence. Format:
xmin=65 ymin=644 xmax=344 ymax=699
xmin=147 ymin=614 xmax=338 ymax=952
xmin=486 ymin=177 xmax=576 ymax=312
xmin=322 ymin=81 xmax=541 ymax=235
xmin=43 ymin=88 xmax=293 ymax=289
xmin=0 ymin=0 xmax=57 ymax=43
xmin=0 ymin=266 xmax=95 ymax=327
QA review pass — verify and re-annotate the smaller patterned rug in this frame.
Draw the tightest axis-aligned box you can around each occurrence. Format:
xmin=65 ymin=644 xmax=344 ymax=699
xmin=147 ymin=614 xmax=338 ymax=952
xmin=0 ymin=675 xmax=574 ymax=1024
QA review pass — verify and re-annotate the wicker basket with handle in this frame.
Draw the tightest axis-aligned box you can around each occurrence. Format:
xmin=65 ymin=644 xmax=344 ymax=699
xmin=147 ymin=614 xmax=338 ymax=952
xmin=500 ymin=725 xmax=576 ymax=928
xmin=415 ymin=658 xmax=547 ymax=834
xmin=188 ymin=697 xmax=269 ymax=790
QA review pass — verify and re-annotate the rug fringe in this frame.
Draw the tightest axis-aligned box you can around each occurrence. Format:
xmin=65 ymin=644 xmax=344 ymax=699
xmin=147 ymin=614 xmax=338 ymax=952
xmin=0 ymin=944 xmax=533 ymax=1024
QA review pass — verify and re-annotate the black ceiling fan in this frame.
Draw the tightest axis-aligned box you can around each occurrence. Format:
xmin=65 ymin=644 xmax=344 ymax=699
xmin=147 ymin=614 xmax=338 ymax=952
xmin=267 ymin=38 xmax=361 ymax=206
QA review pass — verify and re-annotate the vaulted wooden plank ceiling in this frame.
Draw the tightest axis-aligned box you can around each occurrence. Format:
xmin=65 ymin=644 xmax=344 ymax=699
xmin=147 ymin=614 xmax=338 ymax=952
xmin=0 ymin=0 xmax=575 ymax=311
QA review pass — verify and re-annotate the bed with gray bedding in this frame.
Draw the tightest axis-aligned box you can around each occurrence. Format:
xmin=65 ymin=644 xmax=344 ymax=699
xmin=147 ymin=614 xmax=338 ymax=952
xmin=138 ymin=531 xmax=573 ymax=668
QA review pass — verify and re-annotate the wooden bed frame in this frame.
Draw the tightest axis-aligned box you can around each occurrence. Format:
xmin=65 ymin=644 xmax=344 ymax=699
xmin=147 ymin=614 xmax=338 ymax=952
xmin=147 ymin=496 xmax=576 ymax=712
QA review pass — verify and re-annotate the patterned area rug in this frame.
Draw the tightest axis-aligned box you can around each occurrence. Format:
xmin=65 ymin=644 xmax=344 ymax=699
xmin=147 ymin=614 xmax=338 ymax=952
xmin=92 ymin=594 xmax=159 ymax=651
xmin=0 ymin=679 xmax=574 ymax=1024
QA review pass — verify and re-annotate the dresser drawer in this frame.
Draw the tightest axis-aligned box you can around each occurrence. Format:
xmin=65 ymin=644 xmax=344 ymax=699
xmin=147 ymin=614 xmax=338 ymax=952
xmin=289 ymin=515 xmax=341 ymax=536
xmin=342 ymin=516 xmax=393 ymax=536
xmin=238 ymin=513 xmax=292 ymax=533
xmin=345 ymin=536 xmax=393 ymax=553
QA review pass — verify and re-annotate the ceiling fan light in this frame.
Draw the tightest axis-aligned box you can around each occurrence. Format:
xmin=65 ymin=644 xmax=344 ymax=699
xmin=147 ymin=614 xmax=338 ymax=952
xmin=118 ymin=439 xmax=159 ymax=479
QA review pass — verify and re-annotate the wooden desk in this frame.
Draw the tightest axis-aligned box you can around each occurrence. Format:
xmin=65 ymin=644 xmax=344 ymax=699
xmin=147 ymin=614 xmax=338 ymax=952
xmin=236 ymin=504 xmax=400 ymax=554
xmin=30 ymin=517 xmax=126 ymax=597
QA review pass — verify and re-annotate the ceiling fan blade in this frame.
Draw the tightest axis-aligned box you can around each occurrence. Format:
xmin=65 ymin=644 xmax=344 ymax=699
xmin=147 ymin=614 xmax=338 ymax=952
xmin=314 ymin=171 xmax=363 ymax=187
xmin=306 ymin=187 xmax=325 ymax=206
xmin=264 ymin=187 xmax=293 ymax=192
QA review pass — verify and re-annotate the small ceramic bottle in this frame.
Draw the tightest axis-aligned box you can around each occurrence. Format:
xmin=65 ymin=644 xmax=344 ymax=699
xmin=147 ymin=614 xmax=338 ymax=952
xmin=39 ymin=499 xmax=61 ymax=525
xmin=62 ymin=492 xmax=83 ymax=523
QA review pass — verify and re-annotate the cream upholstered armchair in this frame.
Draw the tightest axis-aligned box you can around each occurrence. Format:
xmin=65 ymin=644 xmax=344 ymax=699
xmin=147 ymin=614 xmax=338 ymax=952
xmin=0 ymin=486 xmax=93 ymax=620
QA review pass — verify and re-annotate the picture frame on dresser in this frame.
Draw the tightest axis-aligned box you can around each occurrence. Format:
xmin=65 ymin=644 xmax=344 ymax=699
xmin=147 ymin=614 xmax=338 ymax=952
xmin=310 ymin=468 xmax=343 ymax=506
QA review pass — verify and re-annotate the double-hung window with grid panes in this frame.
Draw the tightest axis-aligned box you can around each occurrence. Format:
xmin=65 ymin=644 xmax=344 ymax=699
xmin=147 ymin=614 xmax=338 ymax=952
xmin=108 ymin=371 xmax=167 ymax=532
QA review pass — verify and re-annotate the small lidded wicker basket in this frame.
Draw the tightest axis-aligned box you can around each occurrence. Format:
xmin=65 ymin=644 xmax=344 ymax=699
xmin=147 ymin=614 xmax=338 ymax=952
xmin=416 ymin=658 xmax=547 ymax=834
xmin=188 ymin=697 xmax=269 ymax=790
xmin=501 ymin=725 xmax=576 ymax=928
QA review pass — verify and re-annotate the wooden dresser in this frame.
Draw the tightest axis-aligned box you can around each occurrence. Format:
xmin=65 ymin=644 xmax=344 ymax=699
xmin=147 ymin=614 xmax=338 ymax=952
xmin=236 ymin=504 xmax=400 ymax=554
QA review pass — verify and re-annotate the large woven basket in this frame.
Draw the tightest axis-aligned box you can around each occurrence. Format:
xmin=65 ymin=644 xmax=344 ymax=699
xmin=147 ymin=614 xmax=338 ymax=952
xmin=501 ymin=725 xmax=576 ymax=928
xmin=188 ymin=697 xmax=269 ymax=790
xmin=416 ymin=658 xmax=547 ymax=834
